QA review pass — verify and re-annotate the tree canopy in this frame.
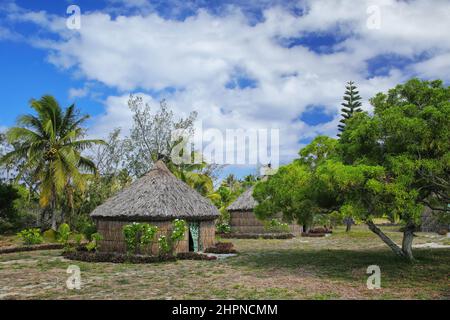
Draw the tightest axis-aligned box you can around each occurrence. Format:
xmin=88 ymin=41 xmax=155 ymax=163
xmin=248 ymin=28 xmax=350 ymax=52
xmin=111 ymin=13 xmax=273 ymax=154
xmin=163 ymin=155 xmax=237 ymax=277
xmin=254 ymin=79 xmax=450 ymax=260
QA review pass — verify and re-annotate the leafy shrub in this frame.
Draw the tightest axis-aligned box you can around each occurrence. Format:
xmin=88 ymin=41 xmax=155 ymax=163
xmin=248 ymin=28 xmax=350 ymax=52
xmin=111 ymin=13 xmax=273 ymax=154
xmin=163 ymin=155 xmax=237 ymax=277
xmin=17 ymin=228 xmax=43 ymax=245
xmin=86 ymin=232 xmax=103 ymax=252
xmin=0 ymin=183 xmax=36 ymax=233
xmin=74 ymin=234 xmax=83 ymax=246
xmin=43 ymin=229 xmax=57 ymax=242
xmin=216 ymin=222 xmax=231 ymax=234
xmin=123 ymin=222 xmax=158 ymax=254
xmin=158 ymin=235 xmax=170 ymax=255
xmin=57 ymin=223 xmax=71 ymax=249
xmin=263 ymin=218 xmax=290 ymax=233
xmin=170 ymin=219 xmax=187 ymax=252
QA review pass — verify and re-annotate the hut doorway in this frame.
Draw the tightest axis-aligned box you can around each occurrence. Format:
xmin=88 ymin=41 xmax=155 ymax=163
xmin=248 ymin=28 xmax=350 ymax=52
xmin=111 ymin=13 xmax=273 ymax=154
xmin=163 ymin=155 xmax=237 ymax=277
xmin=189 ymin=222 xmax=200 ymax=252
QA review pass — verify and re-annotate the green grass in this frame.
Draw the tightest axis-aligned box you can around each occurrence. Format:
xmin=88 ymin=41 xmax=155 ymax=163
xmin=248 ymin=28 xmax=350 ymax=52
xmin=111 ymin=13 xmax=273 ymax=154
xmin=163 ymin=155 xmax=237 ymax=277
xmin=0 ymin=225 xmax=448 ymax=300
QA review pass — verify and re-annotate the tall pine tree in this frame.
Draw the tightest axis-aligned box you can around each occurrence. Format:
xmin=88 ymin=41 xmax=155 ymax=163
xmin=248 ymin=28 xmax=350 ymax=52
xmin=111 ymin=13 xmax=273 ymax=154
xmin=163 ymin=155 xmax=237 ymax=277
xmin=337 ymin=81 xmax=362 ymax=137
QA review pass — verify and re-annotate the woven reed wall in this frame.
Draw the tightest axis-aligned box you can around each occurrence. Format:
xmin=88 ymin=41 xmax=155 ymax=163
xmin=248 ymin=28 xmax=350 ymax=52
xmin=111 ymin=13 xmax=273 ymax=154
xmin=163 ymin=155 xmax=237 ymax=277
xmin=229 ymin=210 xmax=301 ymax=235
xmin=199 ymin=220 xmax=216 ymax=250
xmin=96 ymin=219 xmax=216 ymax=254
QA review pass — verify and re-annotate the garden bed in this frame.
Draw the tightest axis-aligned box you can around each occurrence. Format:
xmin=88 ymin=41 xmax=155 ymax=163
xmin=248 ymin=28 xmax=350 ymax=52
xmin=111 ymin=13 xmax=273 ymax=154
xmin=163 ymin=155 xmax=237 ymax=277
xmin=63 ymin=250 xmax=216 ymax=263
xmin=302 ymin=233 xmax=326 ymax=237
xmin=205 ymin=242 xmax=238 ymax=254
xmin=219 ymin=232 xmax=294 ymax=239
xmin=0 ymin=243 xmax=63 ymax=254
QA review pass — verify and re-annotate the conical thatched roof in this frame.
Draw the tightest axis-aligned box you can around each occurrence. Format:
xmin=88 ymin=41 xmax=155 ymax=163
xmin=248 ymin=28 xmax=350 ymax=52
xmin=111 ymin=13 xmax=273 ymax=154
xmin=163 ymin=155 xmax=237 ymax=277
xmin=91 ymin=161 xmax=220 ymax=221
xmin=227 ymin=186 xmax=258 ymax=211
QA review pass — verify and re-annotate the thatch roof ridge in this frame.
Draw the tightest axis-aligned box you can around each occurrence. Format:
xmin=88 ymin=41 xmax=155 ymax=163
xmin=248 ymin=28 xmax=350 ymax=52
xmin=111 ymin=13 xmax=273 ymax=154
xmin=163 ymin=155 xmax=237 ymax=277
xmin=91 ymin=160 xmax=220 ymax=220
xmin=227 ymin=186 xmax=258 ymax=211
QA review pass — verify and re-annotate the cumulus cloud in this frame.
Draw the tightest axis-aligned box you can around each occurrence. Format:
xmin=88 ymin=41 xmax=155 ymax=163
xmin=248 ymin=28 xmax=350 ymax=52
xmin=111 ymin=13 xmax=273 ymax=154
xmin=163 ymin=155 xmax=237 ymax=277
xmin=3 ymin=0 xmax=450 ymax=164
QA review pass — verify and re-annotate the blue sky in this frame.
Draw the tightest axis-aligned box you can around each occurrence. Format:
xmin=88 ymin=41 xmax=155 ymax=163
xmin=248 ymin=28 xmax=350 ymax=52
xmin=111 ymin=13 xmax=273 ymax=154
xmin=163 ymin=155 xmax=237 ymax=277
xmin=1 ymin=0 xmax=449 ymax=179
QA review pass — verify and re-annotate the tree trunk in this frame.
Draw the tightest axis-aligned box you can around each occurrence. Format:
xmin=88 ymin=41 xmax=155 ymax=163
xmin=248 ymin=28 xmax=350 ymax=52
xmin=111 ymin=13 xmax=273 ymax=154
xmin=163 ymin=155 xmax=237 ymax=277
xmin=346 ymin=221 xmax=352 ymax=232
xmin=366 ymin=220 xmax=406 ymax=258
xmin=401 ymin=224 xmax=416 ymax=261
xmin=50 ymin=186 xmax=58 ymax=231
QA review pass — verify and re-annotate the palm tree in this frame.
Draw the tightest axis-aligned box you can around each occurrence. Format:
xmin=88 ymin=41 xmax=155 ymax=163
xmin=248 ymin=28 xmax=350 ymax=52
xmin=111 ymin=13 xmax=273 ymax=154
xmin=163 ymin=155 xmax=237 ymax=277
xmin=1 ymin=95 xmax=105 ymax=229
xmin=167 ymin=159 xmax=214 ymax=196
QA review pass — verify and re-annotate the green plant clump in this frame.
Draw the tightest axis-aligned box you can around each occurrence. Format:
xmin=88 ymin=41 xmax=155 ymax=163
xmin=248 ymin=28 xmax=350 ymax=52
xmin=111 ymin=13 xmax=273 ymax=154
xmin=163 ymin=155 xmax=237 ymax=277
xmin=86 ymin=232 xmax=103 ymax=252
xmin=263 ymin=219 xmax=290 ymax=233
xmin=57 ymin=223 xmax=71 ymax=249
xmin=17 ymin=228 xmax=43 ymax=245
xmin=216 ymin=222 xmax=231 ymax=234
xmin=123 ymin=222 xmax=159 ymax=254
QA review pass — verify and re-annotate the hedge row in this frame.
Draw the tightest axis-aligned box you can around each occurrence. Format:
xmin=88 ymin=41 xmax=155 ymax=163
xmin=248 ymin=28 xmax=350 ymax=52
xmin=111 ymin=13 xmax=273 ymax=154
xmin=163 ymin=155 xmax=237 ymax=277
xmin=63 ymin=251 xmax=217 ymax=263
xmin=218 ymin=232 xmax=294 ymax=239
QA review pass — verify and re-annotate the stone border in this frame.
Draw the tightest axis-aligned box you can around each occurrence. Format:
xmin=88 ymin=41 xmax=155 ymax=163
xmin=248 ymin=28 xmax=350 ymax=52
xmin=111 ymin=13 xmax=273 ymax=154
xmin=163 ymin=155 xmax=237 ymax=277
xmin=0 ymin=243 xmax=63 ymax=254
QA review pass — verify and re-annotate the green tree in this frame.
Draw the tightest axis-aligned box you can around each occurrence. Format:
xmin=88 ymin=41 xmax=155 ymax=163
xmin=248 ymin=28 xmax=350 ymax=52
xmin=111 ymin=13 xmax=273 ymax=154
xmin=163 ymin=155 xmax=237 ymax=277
xmin=0 ymin=95 xmax=105 ymax=230
xmin=337 ymin=81 xmax=363 ymax=137
xmin=255 ymin=79 xmax=449 ymax=261
xmin=253 ymin=161 xmax=339 ymax=231
xmin=339 ymin=78 xmax=449 ymax=259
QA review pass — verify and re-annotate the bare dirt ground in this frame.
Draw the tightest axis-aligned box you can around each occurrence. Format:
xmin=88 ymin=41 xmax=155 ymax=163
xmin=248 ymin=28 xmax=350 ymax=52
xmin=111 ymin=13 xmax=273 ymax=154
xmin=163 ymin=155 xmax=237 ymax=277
xmin=0 ymin=225 xmax=448 ymax=300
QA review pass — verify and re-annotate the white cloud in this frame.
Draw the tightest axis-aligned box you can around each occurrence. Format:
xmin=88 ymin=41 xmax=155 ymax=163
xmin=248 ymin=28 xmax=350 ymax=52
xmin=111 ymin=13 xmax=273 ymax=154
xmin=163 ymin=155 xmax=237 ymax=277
xmin=4 ymin=0 xmax=450 ymax=163
xmin=68 ymin=86 xmax=89 ymax=99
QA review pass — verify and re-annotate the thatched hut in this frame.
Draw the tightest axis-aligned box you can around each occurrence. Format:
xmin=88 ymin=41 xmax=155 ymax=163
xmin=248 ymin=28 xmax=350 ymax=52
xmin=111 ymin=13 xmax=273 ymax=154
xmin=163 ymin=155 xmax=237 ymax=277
xmin=90 ymin=160 xmax=220 ymax=254
xmin=227 ymin=186 xmax=301 ymax=235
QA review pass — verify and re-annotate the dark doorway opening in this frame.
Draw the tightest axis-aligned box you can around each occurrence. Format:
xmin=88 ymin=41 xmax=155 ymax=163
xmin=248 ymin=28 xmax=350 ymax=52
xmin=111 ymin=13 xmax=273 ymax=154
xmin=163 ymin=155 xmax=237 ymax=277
xmin=189 ymin=230 xmax=194 ymax=252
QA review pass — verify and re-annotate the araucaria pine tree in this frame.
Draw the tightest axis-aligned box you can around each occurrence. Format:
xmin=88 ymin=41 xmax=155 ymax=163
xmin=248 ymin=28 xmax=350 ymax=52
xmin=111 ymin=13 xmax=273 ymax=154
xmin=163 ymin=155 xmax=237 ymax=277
xmin=337 ymin=81 xmax=362 ymax=136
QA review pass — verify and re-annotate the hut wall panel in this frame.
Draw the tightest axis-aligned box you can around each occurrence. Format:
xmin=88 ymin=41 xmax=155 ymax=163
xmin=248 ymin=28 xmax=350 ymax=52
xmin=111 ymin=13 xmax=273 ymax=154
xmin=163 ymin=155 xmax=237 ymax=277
xmin=96 ymin=219 xmax=209 ymax=254
xmin=229 ymin=210 xmax=301 ymax=235
xmin=200 ymin=220 xmax=216 ymax=250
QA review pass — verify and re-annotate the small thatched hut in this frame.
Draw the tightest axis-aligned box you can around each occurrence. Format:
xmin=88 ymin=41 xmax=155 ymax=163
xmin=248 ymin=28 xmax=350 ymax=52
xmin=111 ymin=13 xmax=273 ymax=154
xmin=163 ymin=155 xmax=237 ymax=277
xmin=90 ymin=160 xmax=220 ymax=254
xmin=227 ymin=186 xmax=301 ymax=235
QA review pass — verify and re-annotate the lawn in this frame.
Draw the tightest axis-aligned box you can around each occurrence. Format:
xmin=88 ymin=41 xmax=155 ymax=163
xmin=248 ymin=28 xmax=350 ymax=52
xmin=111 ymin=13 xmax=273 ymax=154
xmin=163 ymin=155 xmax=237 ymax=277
xmin=0 ymin=225 xmax=448 ymax=300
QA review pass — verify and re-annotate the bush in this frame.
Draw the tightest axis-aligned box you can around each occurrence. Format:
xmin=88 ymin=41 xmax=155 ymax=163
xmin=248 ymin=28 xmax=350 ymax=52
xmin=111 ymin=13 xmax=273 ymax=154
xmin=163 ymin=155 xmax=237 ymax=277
xmin=69 ymin=215 xmax=97 ymax=240
xmin=158 ymin=235 xmax=170 ymax=255
xmin=17 ymin=228 xmax=43 ymax=245
xmin=263 ymin=218 xmax=290 ymax=233
xmin=170 ymin=219 xmax=187 ymax=252
xmin=216 ymin=222 xmax=231 ymax=234
xmin=0 ymin=183 xmax=36 ymax=233
xmin=57 ymin=223 xmax=71 ymax=248
xmin=123 ymin=222 xmax=158 ymax=254
xmin=86 ymin=232 xmax=103 ymax=252
xmin=43 ymin=229 xmax=57 ymax=242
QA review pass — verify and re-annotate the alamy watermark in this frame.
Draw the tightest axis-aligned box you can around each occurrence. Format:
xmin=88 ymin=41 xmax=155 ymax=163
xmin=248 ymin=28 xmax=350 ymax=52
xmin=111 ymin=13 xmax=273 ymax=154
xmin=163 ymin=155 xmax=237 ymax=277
xmin=66 ymin=5 xmax=81 ymax=30
xmin=66 ymin=265 xmax=81 ymax=290
xmin=366 ymin=265 xmax=381 ymax=289
xmin=170 ymin=121 xmax=279 ymax=175
xmin=366 ymin=5 xmax=381 ymax=30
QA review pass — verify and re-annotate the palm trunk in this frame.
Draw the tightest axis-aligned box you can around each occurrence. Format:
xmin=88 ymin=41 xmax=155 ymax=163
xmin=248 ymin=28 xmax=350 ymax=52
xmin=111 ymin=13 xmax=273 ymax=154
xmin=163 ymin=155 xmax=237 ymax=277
xmin=50 ymin=184 xmax=58 ymax=231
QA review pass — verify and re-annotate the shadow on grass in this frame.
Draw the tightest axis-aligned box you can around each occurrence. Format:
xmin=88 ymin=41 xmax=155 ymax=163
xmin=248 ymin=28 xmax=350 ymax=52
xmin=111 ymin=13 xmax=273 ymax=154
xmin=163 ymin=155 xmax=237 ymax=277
xmin=228 ymin=248 xmax=450 ymax=287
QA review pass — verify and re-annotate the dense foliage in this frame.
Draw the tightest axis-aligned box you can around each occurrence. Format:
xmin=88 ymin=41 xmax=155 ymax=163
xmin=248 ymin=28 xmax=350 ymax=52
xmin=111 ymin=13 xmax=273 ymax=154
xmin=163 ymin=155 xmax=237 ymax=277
xmin=0 ymin=96 xmax=104 ymax=230
xmin=255 ymin=79 xmax=449 ymax=260
xmin=123 ymin=222 xmax=159 ymax=254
